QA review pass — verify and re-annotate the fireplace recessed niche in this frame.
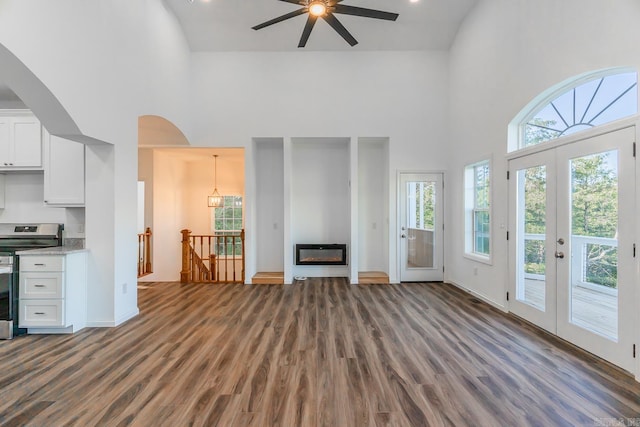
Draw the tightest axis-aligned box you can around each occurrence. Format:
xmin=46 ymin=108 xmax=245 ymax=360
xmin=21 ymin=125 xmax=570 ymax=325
xmin=295 ymin=244 xmax=348 ymax=266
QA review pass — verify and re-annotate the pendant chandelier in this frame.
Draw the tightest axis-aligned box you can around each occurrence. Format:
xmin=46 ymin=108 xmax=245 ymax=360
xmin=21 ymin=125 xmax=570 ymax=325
xmin=207 ymin=154 xmax=224 ymax=208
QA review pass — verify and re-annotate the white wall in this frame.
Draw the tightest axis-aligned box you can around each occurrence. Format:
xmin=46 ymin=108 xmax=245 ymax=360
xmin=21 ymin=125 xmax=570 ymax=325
xmin=291 ymin=138 xmax=350 ymax=277
xmin=191 ymin=50 xmax=450 ymax=282
xmin=137 ymin=181 xmax=145 ymax=234
xmin=358 ymin=139 xmax=389 ymax=272
xmin=184 ymin=152 xmax=245 ymax=236
xmin=146 ymin=151 xmax=188 ymax=282
xmin=0 ymin=173 xmax=84 ymax=238
xmin=255 ymin=140 xmax=285 ymax=272
xmin=447 ymin=0 xmax=640 ymax=307
xmin=0 ymin=100 xmax=26 ymax=109
xmin=0 ymin=0 xmax=192 ymax=325
xmin=138 ymin=148 xmax=154 ymax=233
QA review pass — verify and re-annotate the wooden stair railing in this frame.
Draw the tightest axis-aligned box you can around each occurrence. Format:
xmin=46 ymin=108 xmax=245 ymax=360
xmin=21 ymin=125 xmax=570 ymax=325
xmin=137 ymin=227 xmax=152 ymax=278
xmin=190 ymin=246 xmax=211 ymax=281
xmin=181 ymin=229 xmax=245 ymax=283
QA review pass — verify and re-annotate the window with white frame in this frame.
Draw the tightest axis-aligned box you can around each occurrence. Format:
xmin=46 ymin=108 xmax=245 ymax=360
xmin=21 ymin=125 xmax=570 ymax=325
xmin=210 ymin=195 xmax=243 ymax=256
xmin=465 ymin=160 xmax=491 ymax=259
xmin=520 ymin=71 xmax=637 ymax=149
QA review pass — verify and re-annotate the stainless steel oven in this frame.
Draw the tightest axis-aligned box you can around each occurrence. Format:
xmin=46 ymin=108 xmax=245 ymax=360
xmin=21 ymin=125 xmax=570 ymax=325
xmin=0 ymin=224 xmax=63 ymax=339
xmin=0 ymin=254 xmax=13 ymax=339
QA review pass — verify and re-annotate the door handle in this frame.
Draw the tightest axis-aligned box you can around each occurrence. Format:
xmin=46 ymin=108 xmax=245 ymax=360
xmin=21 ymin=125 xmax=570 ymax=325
xmin=401 ymin=234 xmax=406 ymax=238
xmin=557 ymin=238 xmax=565 ymax=245
xmin=555 ymin=251 xmax=565 ymax=259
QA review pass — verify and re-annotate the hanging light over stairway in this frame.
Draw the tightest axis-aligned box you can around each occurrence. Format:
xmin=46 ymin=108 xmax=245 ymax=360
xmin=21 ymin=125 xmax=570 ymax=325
xmin=207 ymin=154 xmax=224 ymax=208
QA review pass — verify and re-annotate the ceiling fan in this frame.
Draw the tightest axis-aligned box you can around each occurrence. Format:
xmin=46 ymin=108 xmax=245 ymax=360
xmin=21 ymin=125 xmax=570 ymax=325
xmin=252 ymin=0 xmax=399 ymax=48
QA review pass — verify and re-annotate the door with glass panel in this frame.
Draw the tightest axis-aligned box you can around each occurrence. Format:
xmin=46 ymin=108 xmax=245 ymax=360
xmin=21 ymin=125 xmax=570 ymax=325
xmin=509 ymin=126 xmax=636 ymax=371
xmin=508 ymin=150 xmax=557 ymax=333
xmin=399 ymin=173 xmax=444 ymax=282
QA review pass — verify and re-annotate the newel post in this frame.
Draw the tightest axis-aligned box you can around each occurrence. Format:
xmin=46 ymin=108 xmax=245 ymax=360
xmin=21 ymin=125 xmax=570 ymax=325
xmin=241 ymin=229 xmax=245 ymax=284
xmin=181 ymin=229 xmax=191 ymax=283
xmin=144 ymin=227 xmax=153 ymax=274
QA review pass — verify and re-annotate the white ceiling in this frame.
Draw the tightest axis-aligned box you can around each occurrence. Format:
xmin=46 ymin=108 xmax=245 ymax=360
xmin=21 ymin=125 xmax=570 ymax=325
xmin=0 ymin=1 xmax=477 ymax=102
xmin=163 ymin=0 xmax=478 ymax=51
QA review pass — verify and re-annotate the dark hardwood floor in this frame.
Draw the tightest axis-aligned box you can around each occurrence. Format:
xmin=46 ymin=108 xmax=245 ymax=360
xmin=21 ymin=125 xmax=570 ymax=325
xmin=1 ymin=279 xmax=639 ymax=426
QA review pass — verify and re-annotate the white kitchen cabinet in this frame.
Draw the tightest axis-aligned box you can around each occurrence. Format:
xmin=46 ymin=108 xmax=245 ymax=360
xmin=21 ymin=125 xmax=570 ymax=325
xmin=0 ymin=174 xmax=5 ymax=209
xmin=43 ymin=131 xmax=85 ymax=206
xmin=18 ymin=252 xmax=87 ymax=334
xmin=0 ymin=110 xmax=42 ymax=170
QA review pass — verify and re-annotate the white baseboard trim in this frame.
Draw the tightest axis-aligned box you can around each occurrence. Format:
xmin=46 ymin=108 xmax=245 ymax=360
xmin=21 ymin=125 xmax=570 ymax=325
xmin=86 ymin=308 xmax=140 ymax=328
xmin=447 ymin=279 xmax=508 ymax=313
xmin=115 ymin=308 xmax=140 ymax=326
xmin=86 ymin=320 xmax=117 ymax=328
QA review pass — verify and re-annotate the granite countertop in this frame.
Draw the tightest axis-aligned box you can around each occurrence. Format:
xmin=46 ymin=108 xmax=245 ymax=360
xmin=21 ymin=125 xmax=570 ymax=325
xmin=16 ymin=240 xmax=88 ymax=256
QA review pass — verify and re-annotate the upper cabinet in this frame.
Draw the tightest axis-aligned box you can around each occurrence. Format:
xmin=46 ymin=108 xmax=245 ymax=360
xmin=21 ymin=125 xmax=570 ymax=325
xmin=43 ymin=130 xmax=85 ymax=206
xmin=0 ymin=110 xmax=42 ymax=170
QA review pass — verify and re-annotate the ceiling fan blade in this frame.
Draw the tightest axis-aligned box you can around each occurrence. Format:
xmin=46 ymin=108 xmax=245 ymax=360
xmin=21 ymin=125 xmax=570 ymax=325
xmin=323 ymin=13 xmax=358 ymax=46
xmin=298 ymin=15 xmax=318 ymax=48
xmin=252 ymin=8 xmax=307 ymax=31
xmin=333 ymin=4 xmax=399 ymax=21
xmin=278 ymin=0 xmax=305 ymax=4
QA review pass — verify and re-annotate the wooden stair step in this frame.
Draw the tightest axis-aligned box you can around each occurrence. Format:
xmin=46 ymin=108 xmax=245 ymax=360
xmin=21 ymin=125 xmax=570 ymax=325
xmin=358 ymin=271 xmax=390 ymax=284
xmin=252 ymin=272 xmax=284 ymax=284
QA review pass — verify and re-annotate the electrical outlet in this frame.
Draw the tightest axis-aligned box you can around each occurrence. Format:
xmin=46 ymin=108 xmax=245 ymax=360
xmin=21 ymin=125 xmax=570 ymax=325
xmin=473 ymin=267 xmax=478 ymax=276
xmin=122 ymin=283 xmax=127 ymax=294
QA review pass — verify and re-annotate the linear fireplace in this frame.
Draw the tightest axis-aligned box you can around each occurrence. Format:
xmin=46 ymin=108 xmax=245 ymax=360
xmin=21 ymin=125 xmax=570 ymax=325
xmin=295 ymin=244 xmax=347 ymax=266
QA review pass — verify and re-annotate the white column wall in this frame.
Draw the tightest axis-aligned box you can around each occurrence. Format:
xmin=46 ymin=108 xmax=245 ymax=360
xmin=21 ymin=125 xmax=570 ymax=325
xmin=349 ymin=137 xmax=359 ymax=283
xmin=358 ymin=139 xmax=389 ymax=273
xmin=253 ymin=140 xmax=285 ymax=274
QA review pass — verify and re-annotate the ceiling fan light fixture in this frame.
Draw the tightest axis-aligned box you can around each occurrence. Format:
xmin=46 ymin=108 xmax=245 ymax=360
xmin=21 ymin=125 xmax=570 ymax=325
xmin=308 ymin=1 xmax=327 ymax=17
xmin=252 ymin=1 xmax=399 ymax=48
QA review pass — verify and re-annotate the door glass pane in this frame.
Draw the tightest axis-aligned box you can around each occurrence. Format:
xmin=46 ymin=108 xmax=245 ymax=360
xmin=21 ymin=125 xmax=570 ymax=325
xmin=406 ymin=181 xmax=435 ymax=268
xmin=516 ymin=166 xmax=546 ymax=310
xmin=569 ymin=150 xmax=618 ymax=340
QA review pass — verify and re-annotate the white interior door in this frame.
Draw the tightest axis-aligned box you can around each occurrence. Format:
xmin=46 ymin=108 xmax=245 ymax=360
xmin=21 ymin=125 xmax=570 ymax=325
xmin=399 ymin=173 xmax=443 ymax=282
xmin=509 ymin=126 xmax=636 ymax=371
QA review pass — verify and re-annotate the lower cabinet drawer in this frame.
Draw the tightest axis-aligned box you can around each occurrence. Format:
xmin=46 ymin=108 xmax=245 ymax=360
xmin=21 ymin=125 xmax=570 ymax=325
xmin=20 ymin=272 xmax=64 ymax=299
xmin=19 ymin=256 xmax=64 ymax=272
xmin=19 ymin=299 xmax=65 ymax=327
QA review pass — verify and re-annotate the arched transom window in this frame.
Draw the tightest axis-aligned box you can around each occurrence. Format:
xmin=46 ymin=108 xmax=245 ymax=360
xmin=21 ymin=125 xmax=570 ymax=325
xmin=521 ymin=71 xmax=637 ymax=148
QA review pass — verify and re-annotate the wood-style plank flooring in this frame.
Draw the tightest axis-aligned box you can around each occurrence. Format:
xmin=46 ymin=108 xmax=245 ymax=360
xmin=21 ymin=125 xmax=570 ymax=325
xmin=1 ymin=279 xmax=639 ymax=426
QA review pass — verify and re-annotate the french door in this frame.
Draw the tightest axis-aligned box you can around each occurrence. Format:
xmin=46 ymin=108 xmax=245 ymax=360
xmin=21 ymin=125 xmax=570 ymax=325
xmin=399 ymin=173 xmax=444 ymax=282
xmin=508 ymin=126 xmax=636 ymax=371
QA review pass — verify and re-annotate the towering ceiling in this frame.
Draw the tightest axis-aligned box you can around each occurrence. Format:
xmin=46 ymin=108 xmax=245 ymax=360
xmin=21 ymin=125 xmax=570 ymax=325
xmin=163 ymin=0 xmax=478 ymax=51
